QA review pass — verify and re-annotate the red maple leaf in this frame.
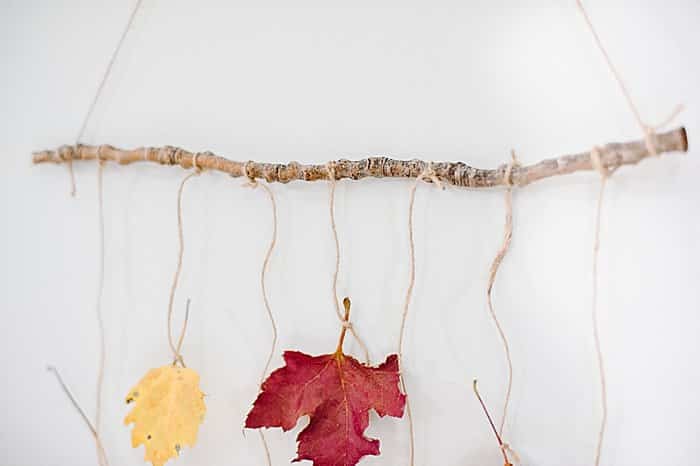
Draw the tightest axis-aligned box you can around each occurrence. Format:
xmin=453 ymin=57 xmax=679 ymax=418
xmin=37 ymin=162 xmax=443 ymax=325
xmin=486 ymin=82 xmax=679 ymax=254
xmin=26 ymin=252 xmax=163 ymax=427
xmin=245 ymin=298 xmax=406 ymax=466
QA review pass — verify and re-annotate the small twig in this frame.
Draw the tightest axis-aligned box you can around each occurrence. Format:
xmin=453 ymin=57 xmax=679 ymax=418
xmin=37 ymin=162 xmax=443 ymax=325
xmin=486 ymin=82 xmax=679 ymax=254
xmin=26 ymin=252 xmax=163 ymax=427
xmin=473 ymin=379 xmax=511 ymax=466
xmin=335 ymin=297 xmax=352 ymax=355
xmin=33 ymin=127 xmax=688 ymax=188
xmin=47 ymin=365 xmax=98 ymax=436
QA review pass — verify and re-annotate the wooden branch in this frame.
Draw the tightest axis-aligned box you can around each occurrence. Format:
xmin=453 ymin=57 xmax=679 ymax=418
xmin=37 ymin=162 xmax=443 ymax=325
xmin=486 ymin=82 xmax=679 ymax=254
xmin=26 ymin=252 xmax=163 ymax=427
xmin=32 ymin=127 xmax=688 ymax=188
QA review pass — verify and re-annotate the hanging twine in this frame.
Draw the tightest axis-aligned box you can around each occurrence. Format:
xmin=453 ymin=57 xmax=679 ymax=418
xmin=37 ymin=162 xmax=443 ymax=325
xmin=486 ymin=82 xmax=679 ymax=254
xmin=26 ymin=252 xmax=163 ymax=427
xmin=242 ymin=163 xmax=278 ymax=466
xmin=94 ymin=148 xmax=110 ymax=466
xmin=69 ymin=0 xmax=144 ymax=196
xmin=326 ymin=162 xmax=371 ymax=364
xmin=167 ymin=164 xmax=200 ymax=367
xmin=575 ymin=0 xmax=683 ymax=160
xmin=574 ymin=3 xmax=684 ymax=464
xmin=589 ymin=147 xmax=610 ymax=466
xmin=61 ymin=2 xmax=145 ymax=464
xmin=485 ymin=152 xmax=519 ymax=442
xmin=399 ymin=162 xmax=444 ymax=466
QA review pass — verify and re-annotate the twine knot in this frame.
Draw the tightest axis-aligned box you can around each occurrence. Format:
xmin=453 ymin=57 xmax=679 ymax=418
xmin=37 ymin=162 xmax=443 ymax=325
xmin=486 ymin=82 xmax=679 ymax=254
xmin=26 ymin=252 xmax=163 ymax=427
xmin=191 ymin=152 xmax=203 ymax=174
xmin=325 ymin=161 xmax=337 ymax=181
xmin=504 ymin=150 xmax=521 ymax=187
xmin=590 ymin=146 xmax=611 ymax=179
xmin=172 ymin=354 xmax=186 ymax=368
xmin=95 ymin=145 xmax=106 ymax=166
xmin=71 ymin=144 xmax=82 ymax=162
xmin=500 ymin=442 xmax=521 ymax=465
xmin=418 ymin=162 xmax=445 ymax=190
xmin=241 ymin=161 xmax=258 ymax=187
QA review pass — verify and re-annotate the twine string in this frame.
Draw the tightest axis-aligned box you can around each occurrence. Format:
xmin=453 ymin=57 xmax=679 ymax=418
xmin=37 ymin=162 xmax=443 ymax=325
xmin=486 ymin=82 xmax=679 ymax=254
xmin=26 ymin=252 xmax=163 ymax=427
xmin=399 ymin=162 xmax=444 ymax=466
xmin=167 ymin=171 xmax=200 ymax=367
xmin=575 ymin=4 xmax=683 ymax=463
xmin=94 ymin=148 xmax=110 ymax=466
xmin=326 ymin=162 xmax=371 ymax=364
xmin=486 ymin=152 xmax=519 ymax=439
xmin=69 ymin=0 xmax=144 ymax=196
xmin=575 ymin=0 xmax=683 ymax=159
xmin=242 ymin=165 xmax=278 ymax=466
xmin=590 ymin=147 xmax=609 ymax=466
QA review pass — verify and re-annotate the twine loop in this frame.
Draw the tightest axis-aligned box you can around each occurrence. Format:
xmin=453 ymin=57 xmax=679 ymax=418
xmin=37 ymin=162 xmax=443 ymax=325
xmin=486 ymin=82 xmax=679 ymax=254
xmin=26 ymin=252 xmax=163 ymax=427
xmin=590 ymin=146 xmax=612 ymax=179
xmin=66 ymin=143 xmax=83 ymax=162
xmin=241 ymin=161 xmax=258 ymax=187
xmin=326 ymin=161 xmax=337 ymax=181
xmin=417 ymin=162 xmax=445 ymax=190
xmin=504 ymin=151 xmax=520 ymax=187
xmin=191 ymin=152 xmax=203 ymax=174
xmin=96 ymin=145 xmax=105 ymax=167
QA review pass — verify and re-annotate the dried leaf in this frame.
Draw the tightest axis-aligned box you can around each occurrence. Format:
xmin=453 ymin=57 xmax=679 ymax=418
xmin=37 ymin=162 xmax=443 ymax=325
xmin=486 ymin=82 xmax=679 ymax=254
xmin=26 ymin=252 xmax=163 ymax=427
xmin=246 ymin=350 xmax=406 ymax=466
xmin=124 ymin=365 xmax=206 ymax=466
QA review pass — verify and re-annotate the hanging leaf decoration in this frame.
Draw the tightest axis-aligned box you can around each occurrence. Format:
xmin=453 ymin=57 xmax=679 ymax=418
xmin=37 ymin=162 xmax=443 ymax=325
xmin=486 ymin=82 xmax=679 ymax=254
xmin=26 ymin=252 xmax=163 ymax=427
xmin=246 ymin=298 xmax=406 ymax=466
xmin=124 ymin=365 xmax=206 ymax=466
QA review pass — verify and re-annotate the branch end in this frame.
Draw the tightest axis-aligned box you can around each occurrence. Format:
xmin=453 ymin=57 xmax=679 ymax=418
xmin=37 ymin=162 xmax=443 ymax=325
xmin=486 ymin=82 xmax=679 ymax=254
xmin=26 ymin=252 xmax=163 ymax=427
xmin=680 ymin=126 xmax=689 ymax=152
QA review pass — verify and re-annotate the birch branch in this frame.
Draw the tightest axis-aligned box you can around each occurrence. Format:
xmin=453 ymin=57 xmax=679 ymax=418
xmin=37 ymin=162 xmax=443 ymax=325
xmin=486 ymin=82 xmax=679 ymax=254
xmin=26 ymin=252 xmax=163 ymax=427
xmin=32 ymin=127 xmax=688 ymax=188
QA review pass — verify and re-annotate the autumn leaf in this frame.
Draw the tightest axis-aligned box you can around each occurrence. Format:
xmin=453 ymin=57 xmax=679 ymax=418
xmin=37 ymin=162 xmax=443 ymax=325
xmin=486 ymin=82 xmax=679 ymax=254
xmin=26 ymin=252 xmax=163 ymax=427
xmin=245 ymin=298 xmax=406 ymax=466
xmin=124 ymin=365 xmax=206 ymax=466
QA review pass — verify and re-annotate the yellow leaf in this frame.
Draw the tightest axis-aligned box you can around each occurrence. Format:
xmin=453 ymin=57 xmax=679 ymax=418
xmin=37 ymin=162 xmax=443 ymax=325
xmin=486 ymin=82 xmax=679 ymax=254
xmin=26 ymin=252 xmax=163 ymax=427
xmin=124 ymin=365 xmax=206 ymax=466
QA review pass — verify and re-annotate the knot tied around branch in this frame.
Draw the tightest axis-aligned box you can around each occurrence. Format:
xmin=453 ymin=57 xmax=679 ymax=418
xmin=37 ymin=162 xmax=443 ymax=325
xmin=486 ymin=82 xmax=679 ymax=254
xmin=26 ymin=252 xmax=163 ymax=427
xmin=191 ymin=152 xmax=204 ymax=174
xmin=503 ymin=151 xmax=521 ymax=187
xmin=417 ymin=162 xmax=445 ymax=190
xmin=241 ymin=160 xmax=258 ymax=187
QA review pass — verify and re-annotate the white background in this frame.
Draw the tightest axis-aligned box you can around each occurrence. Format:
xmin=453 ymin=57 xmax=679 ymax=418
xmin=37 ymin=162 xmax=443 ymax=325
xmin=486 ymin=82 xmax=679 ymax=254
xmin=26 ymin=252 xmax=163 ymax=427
xmin=2 ymin=1 xmax=699 ymax=465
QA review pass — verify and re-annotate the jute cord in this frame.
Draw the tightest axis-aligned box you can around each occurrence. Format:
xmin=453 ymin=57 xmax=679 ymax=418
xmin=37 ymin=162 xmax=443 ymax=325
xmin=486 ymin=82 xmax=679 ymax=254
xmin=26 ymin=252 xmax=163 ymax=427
xmin=69 ymin=0 xmax=144 ymax=196
xmin=326 ymin=162 xmax=371 ymax=364
xmin=243 ymin=169 xmax=278 ymax=466
xmin=399 ymin=163 xmax=444 ymax=466
xmin=575 ymin=0 xmax=683 ymax=159
xmin=94 ymin=150 xmax=110 ymax=466
xmin=485 ymin=152 xmax=519 ymax=447
xmin=574 ymin=3 xmax=684 ymax=464
xmin=590 ymin=147 xmax=609 ymax=466
xmin=167 ymin=171 xmax=200 ymax=367
xmin=67 ymin=2 xmax=144 ymax=462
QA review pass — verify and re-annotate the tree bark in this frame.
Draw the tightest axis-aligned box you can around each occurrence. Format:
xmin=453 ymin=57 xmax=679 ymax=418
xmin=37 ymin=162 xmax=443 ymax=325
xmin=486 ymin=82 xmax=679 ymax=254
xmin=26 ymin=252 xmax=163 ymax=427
xmin=32 ymin=127 xmax=688 ymax=188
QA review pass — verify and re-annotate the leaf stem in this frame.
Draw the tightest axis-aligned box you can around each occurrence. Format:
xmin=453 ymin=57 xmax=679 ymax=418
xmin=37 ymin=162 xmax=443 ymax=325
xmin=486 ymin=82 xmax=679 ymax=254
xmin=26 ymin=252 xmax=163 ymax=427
xmin=473 ymin=379 xmax=511 ymax=466
xmin=335 ymin=297 xmax=352 ymax=356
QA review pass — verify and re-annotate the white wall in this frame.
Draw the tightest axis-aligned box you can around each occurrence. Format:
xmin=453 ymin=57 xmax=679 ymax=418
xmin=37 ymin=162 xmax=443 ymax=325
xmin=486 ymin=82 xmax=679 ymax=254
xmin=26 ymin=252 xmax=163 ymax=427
xmin=2 ymin=1 xmax=699 ymax=465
